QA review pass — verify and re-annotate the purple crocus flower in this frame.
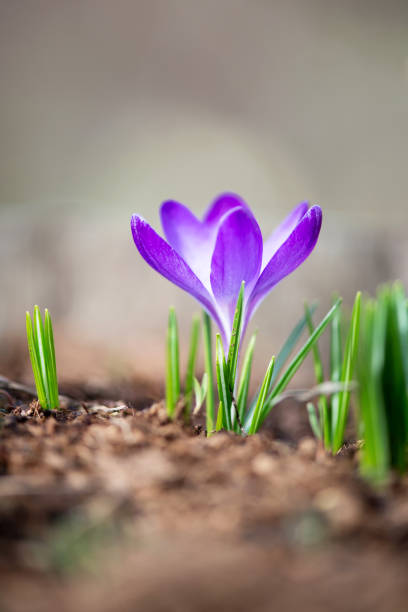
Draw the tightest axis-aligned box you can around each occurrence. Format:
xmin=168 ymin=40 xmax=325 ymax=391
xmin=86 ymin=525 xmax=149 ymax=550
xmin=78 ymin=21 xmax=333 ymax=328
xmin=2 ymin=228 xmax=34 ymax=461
xmin=131 ymin=193 xmax=322 ymax=346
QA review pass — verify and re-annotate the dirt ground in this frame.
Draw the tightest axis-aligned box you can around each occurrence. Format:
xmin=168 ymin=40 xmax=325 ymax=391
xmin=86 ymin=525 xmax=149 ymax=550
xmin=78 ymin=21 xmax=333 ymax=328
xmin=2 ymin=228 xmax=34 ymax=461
xmin=1 ymin=377 xmax=408 ymax=612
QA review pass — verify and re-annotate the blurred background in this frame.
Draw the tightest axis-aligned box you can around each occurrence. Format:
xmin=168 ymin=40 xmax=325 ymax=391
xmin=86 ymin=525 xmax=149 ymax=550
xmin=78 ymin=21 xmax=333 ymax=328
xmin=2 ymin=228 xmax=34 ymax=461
xmin=0 ymin=0 xmax=407 ymax=386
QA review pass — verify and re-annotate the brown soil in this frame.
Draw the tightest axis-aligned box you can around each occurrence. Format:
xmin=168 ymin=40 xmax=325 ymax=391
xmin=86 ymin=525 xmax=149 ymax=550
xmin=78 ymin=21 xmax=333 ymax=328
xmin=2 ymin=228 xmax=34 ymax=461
xmin=1 ymin=379 xmax=408 ymax=612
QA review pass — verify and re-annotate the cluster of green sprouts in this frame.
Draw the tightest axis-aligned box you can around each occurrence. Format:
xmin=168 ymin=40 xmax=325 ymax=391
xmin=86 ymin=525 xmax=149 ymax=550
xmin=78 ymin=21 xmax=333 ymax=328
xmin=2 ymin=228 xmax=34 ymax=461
xmin=357 ymin=282 xmax=408 ymax=484
xmin=305 ymin=292 xmax=361 ymax=454
xmin=26 ymin=306 xmax=59 ymax=410
xmin=166 ymin=282 xmax=342 ymax=436
xmin=25 ymin=281 xmax=408 ymax=487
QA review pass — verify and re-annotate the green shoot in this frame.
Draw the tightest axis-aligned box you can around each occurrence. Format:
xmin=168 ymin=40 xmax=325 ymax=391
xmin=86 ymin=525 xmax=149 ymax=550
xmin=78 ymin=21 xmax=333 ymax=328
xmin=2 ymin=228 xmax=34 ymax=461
xmin=184 ymin=314 xmax=200 ymax=417
xmin=358 ymin=282 xmax=408 ymax=482
xmin=247 ymin=357 xmax=275 ymax=434
xmin=168 ymin=297 xmax=339 ymax=438
xmin=305 ymin=293 xmax=361 ymax=453
xmin=26 ymin=306 xmax=59 ymax=410
xmin=358 ymin=297 xmax=389 ymax=484
xmin=215 ymin=334 xmax=233 ymax=430
xmin=305 ymin=302 xmax=330 ymax=447
xmin=236 ymin=332 xmax=257 ymax=423
xmin=385 ymin=283 xmax=408 ymax=472
xmin=307 ymin=402 xmax=322 ymax=439
xmin=166 ymin=307 xmax=180 ymax=418
xmin=193 ymin=373 xmax=208 ymax=415
xmin=331 ymin=291 xmax=361 ymax=452
xmin=227 ymin=282 xmax=245 ymax=394
xmin=202 ymin=311 xmax=215 ymax=434
xmin=329 ymin=298 xmax=342 ymax=445
xmin=216 ymin=401 xmax=224 ymax=432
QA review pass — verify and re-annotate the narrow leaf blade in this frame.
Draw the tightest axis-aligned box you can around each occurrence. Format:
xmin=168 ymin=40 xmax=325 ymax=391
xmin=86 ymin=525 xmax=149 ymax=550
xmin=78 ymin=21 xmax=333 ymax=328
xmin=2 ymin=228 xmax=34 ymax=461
xmin=330 ymin=295 xmax=342 ymax=439
xmin=247 ymin=357 xmax=275 ymax=434
xmin=215 ymin=334 xmax=232 ymax=430
xmin=184 ymin=314 xmax=200 ymax=415
xmin=216 ymin=401 xmax=223 ymax=432
xmin=33 ymin=305 xmax=51 ymax=409
xmin=44 ymin=309 xmax=59 ymax=409
xmin=305 ymin=302 xmax=330 ymax=448
xmin=166 ymin=307 xmax=180 ymax=418
xmin=307 ymin=402 xmax=322 ymax=440
xmin=202 ymin=311 xmax=215 ymax=434
xmin=332 ymin=292 xmax=361 ymax=452
xmin=382 ymin=284 xmax=408 ymax=472
xmin=227 ymin=281 xmax=245 ymax=393
xmin=237 ymin=332 xmax=257 ymax=422
xmin=358 ymin=297 xmax=389 ymax=484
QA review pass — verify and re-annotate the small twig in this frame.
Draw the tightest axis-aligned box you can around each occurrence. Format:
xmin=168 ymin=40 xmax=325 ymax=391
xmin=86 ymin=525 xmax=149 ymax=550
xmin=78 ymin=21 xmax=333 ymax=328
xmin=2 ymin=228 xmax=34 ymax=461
xmin=0 ymin=389 xmax=15 ymax=408
xmin=86 ymin=404 xmax=128 ymax=414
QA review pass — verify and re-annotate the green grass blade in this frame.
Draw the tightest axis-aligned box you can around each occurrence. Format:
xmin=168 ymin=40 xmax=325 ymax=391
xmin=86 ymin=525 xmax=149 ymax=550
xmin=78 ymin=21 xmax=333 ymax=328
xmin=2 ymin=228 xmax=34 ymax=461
xmin=332 ymin=292 xmax=361 ymax=453
xmin=184 ymin=314 xmax=200 ymax=415
xmin=393 ymin=282 xmax=408 ymax=393
xmin=216 ymin=401 xmax=223 ymax=432
xmin=305 ymin=302 xmax=329 ymax=447
xmin=329 ymin=296 xmax=342 ymax=440
xmin=200 ymin=372 xmax=208 ymax=409
xmin=392 ymin=283 xmax=408 ymax=468
xmin=202 ymin=311 xmax=215 ymax=434
xmin=33 ymin=305 xmax=51 ymax=409
xmin=358 ymin=298 xmax=389 ymax=483
xmin=44 ymin=309 xmax=59 ymax=409
xmin=247 ymin=357 xmax=275 ymax=434
xmin=382 ymin=284 xmax=408 ymax=472
xmin=201 ymin=372 xmax=209 ymax=398
xmin=26 ymin=311 xmax=48 ymax=409
xmin=215 ymin=334 xmax=232 ymax=430
xmin=237 ymin=332 xmax=257 ymax=422
xmin=166 ymin=307 xmax=180 ymax=418
xmin=193 ymin=373 xmax=208 ymax=414
xmin=227 ymin=281 xmax=245 ymax=393
xmin=193 ymin=376 xmax=202 ymax=408
xmin=307 ymin=402 xmax=322 ymax=440
xmin=261 ymin=299 xmax=342 ymax=425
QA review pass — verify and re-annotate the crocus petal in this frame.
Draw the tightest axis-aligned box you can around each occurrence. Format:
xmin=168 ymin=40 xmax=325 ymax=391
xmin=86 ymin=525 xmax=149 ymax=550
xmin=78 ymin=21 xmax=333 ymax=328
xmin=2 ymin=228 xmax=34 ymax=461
xmin=131 ymin=215 xmax=225 ymax=335
xmin=160 ymin=200 xmax=204 ymax=256
xmin=160 ymin=200 xmax=214 ymax=288
xmin=203 ymin=192 xmax=250 ymax=226
xmin=210 ymin=207 xmax=263 ymax=332
xmin=262 ymin=201 xmax=309 ymax=270
xmin=247 ymin=205 xmax=322 ymax=320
